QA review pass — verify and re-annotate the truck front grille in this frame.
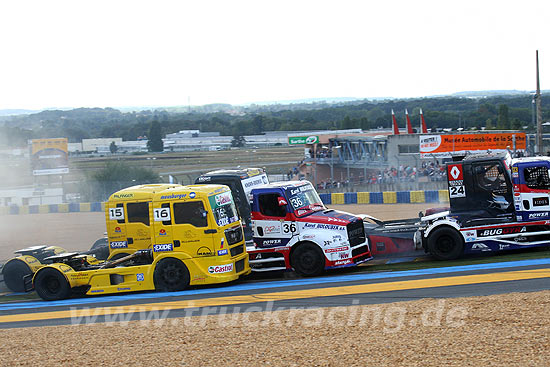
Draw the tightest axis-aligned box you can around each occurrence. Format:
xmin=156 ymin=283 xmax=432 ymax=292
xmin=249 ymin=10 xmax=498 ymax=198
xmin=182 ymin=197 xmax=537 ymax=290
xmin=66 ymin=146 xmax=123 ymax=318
xmin=235 ymin=258 xmax=245 ymax=273
xmin=347 ymin=219 xmax=366 ymax=247
xmin=225 ymin=226 xmax=243 ymax=246
xmin=230 ymin=244 xmax=244 ymax=257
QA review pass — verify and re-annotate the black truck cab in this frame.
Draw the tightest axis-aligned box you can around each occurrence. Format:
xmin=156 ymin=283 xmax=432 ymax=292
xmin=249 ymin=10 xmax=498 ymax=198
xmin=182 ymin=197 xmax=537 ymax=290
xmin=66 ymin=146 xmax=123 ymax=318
xmin=447 ymin=154 xmax=514 ymax=226
xmin=195 ymin=168 xmax=269 ymax=242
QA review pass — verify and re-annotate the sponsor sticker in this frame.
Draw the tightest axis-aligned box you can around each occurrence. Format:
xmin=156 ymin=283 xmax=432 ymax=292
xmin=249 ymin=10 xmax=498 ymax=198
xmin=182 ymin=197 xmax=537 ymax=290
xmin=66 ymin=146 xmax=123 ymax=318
xmin=529 ymin=212 xmax=548 ymax=219
xmin=153 ymin=243 xmax=173 ymax=252
xmin=264 ymin=225 xmax=281 ymax=234
xmin=334 ymin=259 xmax=352 ymax=266
xmin=197 ymin=246 xmax=213 ymax=256
xmin=471 ymin=243 xmax=491 ymax=251
xmin=110 ymin=241 xmax=128 ymax=249
xmin=477 ymin=226 xmax=526 ymax=237
xmin=136 ymin=273 xmax=144 ymax=281
xmin=325 ymin=246 xmax=349 ymax=253
xmin=114 ymin=226 xmax=121 ymax=233
xmin=217 ymin=249 xmax=228 ymax=256
xmin=262 ymin=239 xmax=282 ymax=247
xmin=159 ymin=229 xmax=167 ymax=236
xmin=533 ymin=197 xmax=549 ymax=207
xmin=208 ymin=263 xmax=234 ymax=274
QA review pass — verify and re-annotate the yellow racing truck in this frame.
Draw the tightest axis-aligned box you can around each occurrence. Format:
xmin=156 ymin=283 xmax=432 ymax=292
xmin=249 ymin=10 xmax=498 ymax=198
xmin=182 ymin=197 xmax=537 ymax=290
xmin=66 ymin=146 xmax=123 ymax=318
xmin=31 ymin=184 xmax=250 ymax=300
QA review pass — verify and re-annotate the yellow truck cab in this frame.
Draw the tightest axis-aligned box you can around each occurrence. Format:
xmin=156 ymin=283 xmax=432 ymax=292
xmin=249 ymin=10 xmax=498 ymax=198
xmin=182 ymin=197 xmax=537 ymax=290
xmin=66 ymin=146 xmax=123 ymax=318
xmin=32 ymin=184 xmax=250 ymax=300
xmin=105 ymin=184 xmax=181 ymax=259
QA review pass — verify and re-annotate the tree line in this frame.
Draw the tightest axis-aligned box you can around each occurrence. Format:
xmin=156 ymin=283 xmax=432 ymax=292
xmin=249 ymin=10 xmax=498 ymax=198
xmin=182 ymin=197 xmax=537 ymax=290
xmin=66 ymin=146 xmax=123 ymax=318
xmin=0 ymin=94 xmax=549 ymax=148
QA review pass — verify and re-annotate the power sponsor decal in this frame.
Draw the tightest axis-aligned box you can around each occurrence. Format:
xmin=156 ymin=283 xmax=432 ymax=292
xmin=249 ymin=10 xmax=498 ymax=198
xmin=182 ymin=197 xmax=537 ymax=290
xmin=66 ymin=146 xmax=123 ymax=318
xmin=529 ymin=212 xmax=549 ymax=219
xmin=153 ymin=243 xmax=173 ymax=252
xmin=110 ymin=241 xmax=128 ymax=249
xmin=261 ymin=239 xmax=283 ymax=247
xmin=208 ymin=263 xmax=234 ymax=274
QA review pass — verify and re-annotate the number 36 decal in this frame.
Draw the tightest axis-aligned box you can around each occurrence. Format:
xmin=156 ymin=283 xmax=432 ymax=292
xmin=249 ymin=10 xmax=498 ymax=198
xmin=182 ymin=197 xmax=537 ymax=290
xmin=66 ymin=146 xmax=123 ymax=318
xmin=283 ymin=223 xmax=297 ymax=233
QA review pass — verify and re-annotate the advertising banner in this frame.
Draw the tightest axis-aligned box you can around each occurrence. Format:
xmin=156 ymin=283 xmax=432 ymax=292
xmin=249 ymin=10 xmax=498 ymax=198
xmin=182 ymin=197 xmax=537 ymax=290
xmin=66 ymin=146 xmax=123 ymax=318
xmin=288 ymin=135 xmax=319 ymax=145
xmin=420 ymin=133 xmax=526 ymax=158
xmin=30 ymin=138 xmax=69 ymax=175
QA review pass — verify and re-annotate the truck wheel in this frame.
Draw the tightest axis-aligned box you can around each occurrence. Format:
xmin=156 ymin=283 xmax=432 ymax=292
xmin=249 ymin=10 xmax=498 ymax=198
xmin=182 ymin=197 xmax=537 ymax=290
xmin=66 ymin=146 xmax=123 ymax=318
xmin=291 ymin=243 xmax=325 ymax=277
xmin=427 ymin=227 xmax=464 ymax=260
xmin=2 ymin=259 xmax=32 ymax=293
xmin=34 ymin=268 xmax=71 ymax=301
xmin=153 ymin=258 xmax=190 ymax=292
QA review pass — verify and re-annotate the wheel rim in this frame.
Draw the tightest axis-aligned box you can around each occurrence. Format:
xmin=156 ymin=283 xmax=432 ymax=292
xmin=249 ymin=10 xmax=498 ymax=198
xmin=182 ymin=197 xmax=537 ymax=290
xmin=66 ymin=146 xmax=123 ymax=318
xmin=162 ymin=263 xmax=181 ymax=285
xmin=436 ymin=235 xmax=455 ymax=254
xmin=44 ymin=276 xmax=61 ymax=294
xmin=298 ymin=249 xmax=318 ymax=272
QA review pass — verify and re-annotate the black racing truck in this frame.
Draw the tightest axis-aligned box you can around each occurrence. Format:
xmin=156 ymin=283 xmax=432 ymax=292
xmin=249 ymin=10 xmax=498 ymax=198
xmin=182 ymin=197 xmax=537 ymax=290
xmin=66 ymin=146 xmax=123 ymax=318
xmin=195 ymin=168 xmax=269 ymax=243
xmin=416 ymin=153 xmax=550 ymax=260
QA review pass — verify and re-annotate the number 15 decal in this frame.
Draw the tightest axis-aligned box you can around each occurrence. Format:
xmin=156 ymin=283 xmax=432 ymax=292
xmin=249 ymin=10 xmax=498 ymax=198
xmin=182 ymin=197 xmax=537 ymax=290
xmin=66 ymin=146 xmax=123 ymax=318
xmin=154 ymin=207 xmax=171 ymax=221
xmin=109 ymin=207 xmax=124 ymax=220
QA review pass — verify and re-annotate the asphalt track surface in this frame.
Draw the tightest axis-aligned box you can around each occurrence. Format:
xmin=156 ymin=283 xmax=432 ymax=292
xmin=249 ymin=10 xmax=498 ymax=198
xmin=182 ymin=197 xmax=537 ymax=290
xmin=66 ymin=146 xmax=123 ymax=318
xmin=1 ymin=258 xmax=549 ymax=329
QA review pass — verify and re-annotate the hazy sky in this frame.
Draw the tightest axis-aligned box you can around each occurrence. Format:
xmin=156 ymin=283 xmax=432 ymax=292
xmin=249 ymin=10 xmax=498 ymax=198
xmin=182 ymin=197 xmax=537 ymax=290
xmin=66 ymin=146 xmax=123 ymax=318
xmin=1 ymin=0 xmax=548 ymax=110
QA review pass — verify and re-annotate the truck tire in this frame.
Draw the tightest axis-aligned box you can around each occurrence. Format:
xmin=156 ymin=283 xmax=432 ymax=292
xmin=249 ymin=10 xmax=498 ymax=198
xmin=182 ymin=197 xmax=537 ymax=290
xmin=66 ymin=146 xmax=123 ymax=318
xmin=153 ymin=258 xmax=190 ymax=292
xmin=291 ymin=243 xmax=325 ymax=277
xmin=2 ymin=259 xmax=32 ymax=293
xmin=427 ymin=227 xmax=464 ymax=260
xmin=34 ymin=268 xmax=71 ymax=301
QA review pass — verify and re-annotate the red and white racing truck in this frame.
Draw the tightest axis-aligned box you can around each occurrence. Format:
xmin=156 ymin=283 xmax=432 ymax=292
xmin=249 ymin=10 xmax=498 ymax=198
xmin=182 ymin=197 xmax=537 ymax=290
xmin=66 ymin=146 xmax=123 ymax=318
xmin=245 ymin=180 xmax=372 ymax=276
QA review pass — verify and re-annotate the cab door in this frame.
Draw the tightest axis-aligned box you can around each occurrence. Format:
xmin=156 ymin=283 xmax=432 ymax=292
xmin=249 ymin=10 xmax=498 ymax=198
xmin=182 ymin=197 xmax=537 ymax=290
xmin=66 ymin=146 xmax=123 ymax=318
xmin=124 ymin=201 xmax=152 ymax=251
xmin=151 ymin=202 xmax=174 ymax=253
xmin=518 ymin=162 xmax=550 ymax=221
xmin=252 ymin=190 xmax=296 ymax=248
xmin=170 ymin=199 xmax=215 ymax=258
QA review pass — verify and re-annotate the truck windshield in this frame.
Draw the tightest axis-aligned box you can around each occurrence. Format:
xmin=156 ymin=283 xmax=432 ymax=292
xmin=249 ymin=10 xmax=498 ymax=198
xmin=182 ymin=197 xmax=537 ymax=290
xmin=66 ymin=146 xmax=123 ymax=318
xmin=208 ymin=191 xmax=239 ymax=227
xmin=286 ymin=184 xmax=325 ymax=217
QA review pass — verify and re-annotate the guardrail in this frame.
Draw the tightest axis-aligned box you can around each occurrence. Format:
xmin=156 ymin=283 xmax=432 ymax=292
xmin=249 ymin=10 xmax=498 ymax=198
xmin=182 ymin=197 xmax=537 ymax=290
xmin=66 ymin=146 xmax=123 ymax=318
xmin=319 ymin=189 xmax=449 ymax=205
xmin=0 ymin=190 xmax=449 ymax=216
xmin=0 ymin=202 xmax=105 ymax=215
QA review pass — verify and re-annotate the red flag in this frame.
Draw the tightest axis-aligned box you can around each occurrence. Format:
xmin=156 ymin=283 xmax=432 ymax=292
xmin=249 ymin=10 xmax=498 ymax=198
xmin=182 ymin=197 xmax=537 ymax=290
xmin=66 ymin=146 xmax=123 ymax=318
xmin=391 ymin=109 xmax=400 ymax=135
xmin=405 ymin=109 xmax=413 ymax=134
xmin=420 ymin=108 xmax=428 ymax=133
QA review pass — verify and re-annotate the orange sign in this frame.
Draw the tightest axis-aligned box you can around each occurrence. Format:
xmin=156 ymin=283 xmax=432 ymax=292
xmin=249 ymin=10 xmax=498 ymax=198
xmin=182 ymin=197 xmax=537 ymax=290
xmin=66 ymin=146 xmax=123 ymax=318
xmin=420 ymin=133 xmax=526 ymax=158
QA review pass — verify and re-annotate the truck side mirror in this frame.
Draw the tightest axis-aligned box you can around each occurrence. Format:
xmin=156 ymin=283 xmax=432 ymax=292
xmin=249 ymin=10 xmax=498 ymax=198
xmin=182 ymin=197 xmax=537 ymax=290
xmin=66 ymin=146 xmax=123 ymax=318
xmin=278 ymin=197 xmax=287 ymax=206
xmin=200 ymin=210 xmax=208 ymax=218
